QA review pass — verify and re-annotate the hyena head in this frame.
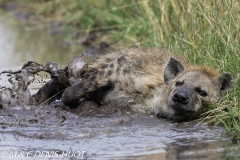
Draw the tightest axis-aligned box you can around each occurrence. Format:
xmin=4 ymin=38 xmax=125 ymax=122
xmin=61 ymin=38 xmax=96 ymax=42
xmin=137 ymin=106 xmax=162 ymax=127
xmin=164 ymin=58 xmax=234 ymax=118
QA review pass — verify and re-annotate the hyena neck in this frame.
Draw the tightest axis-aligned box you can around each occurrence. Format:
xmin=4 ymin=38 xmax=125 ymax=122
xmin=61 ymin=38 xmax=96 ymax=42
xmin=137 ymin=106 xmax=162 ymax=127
xmin=145 ymin=86 xmax=174 ymax=117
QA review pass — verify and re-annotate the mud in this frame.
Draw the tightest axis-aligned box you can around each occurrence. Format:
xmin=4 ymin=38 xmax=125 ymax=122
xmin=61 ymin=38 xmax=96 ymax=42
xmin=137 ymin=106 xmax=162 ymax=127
xmin=0 ymin=58 xmax=83 ymax=108
xmin=0 ymin=102 xmax=239 ymax=159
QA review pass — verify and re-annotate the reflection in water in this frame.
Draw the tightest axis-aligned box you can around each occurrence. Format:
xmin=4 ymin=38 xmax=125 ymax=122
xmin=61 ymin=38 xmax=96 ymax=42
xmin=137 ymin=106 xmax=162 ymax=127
xmin=0 ymin=12 xmax=84 ymax=69
xmin=165 ymin=139 xmax=227 ymax=160
xmin=0 ymin=11 xmax=239 ymax=160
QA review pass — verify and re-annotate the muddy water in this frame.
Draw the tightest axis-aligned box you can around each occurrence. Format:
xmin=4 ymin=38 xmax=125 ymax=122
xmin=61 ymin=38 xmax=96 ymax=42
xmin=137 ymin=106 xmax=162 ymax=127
xmin=0 ymin=11 xmax=239 ymax=160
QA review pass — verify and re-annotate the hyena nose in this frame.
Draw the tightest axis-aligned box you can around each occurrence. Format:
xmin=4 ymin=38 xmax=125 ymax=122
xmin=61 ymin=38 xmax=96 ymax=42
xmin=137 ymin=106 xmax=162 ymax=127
xmin=172 ymin=92 xmax=189 ymax=104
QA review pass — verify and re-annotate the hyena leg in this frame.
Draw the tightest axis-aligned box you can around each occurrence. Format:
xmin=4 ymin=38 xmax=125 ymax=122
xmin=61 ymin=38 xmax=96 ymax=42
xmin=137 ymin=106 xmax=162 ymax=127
xmin=61 ymin=62 xmax=116 ymax=107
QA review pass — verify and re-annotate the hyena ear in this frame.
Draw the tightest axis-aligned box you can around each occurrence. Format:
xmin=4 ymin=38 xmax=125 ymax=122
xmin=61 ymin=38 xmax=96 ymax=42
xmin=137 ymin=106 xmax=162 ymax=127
xmin=164 ymin=58 xmax=185 ymax=85
xmin=216 ymin=72 xmax=234 ymax=95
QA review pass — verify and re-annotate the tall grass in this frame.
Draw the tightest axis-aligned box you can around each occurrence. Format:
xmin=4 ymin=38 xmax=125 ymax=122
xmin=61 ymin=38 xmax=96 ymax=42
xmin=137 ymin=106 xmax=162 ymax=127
xmin=1 ymin=0 xmax=240 ymax=139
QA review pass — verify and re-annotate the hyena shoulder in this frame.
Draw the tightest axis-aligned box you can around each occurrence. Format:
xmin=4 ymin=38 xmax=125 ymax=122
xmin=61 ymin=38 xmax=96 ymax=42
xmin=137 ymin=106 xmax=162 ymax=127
xmin=80 ymin=47 xmax=184 ymax=92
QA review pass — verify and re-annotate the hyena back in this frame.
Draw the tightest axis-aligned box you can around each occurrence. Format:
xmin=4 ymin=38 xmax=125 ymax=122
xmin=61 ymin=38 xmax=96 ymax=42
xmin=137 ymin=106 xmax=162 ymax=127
xmin=62 ymin=47 xmax=234 ymax=120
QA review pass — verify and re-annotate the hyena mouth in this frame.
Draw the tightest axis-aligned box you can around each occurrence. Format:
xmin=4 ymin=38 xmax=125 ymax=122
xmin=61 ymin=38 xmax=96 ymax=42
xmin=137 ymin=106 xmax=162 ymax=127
xmin=170 ymin=104 xmax=196 ymax=115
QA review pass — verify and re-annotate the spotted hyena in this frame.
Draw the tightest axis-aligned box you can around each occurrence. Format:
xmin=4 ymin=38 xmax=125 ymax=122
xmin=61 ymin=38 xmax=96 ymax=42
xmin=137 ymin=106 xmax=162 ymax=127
xmin=61 ymin=47 xmax=234 ymax=120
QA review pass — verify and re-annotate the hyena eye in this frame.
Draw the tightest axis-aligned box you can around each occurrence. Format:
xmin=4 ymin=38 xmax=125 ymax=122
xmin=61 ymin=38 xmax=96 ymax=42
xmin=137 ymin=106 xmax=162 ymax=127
xmin=175 ymin=81 xmax=184 ymax=86
xmin=196 ymin=87 xmax=208 ymax=97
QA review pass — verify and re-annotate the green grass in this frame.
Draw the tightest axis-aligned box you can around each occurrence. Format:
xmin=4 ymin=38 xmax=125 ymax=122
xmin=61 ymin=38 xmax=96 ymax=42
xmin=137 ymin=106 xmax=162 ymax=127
xmin=1 ymin=0 xmax=240 ymax=140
